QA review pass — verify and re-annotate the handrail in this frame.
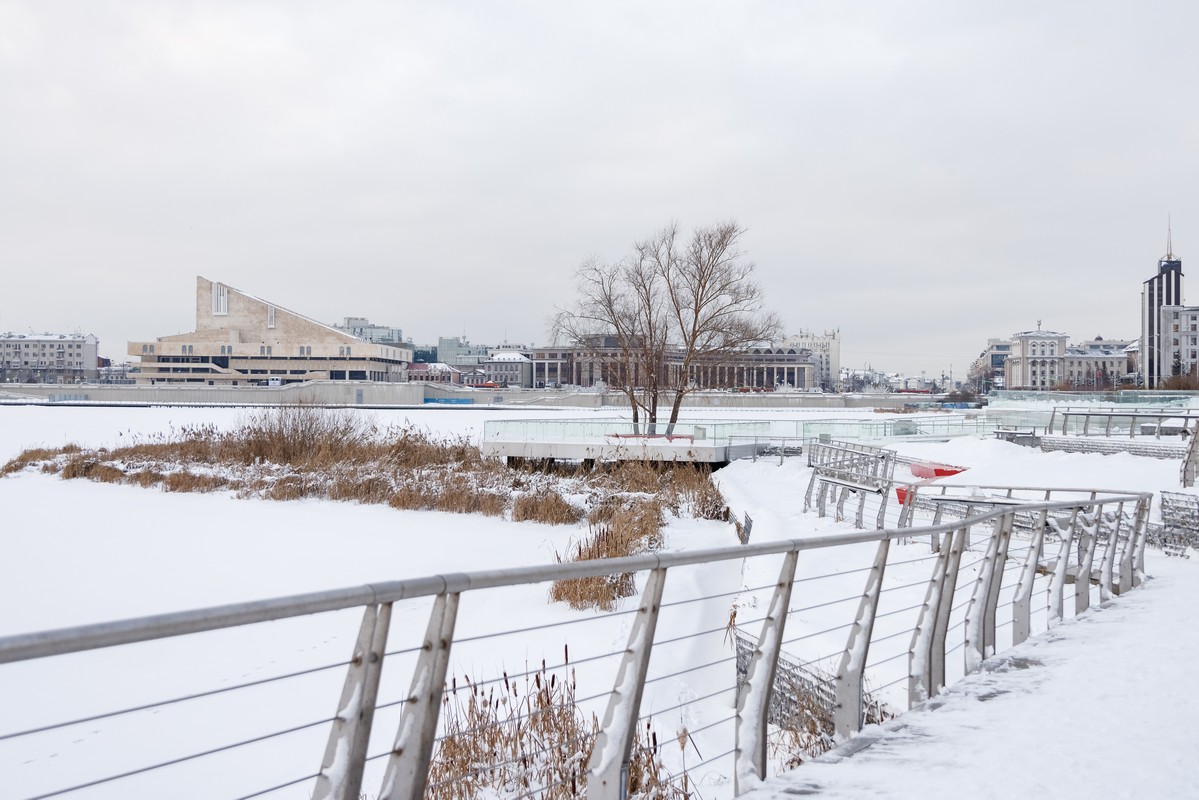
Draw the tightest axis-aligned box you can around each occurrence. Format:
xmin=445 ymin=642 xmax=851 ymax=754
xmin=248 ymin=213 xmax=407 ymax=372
xmin=0 ymin=493 xmax=1143 ymax=666
xmin=1 ymin=486 xmax=1154 ymax=800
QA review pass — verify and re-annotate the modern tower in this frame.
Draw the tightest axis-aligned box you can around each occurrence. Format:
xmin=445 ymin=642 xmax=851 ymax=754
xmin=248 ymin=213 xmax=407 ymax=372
xmin=1141 ymin=222 xmax=1184 ymax=388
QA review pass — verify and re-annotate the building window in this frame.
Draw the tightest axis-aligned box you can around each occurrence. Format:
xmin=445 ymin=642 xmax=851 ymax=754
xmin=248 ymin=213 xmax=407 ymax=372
xmin=142 ymin=345 xmax=148 ymax=354
xmin=267 ymin=306 xmax=276 ymax=328
xmin=212 ymin=283 xmax=229 ymax=315
xmin=260 ymin=346 xmax=266 ymax=355
xmin=266 ymin=346 xmax=272 ymax=355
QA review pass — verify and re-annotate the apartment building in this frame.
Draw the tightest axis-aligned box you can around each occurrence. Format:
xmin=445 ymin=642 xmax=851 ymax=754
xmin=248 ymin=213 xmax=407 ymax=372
xmin=0 ymin=332 xmax=99 ymax=383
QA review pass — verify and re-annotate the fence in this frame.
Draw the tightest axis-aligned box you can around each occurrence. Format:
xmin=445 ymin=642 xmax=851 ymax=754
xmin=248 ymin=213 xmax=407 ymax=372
xmin=1045 ymin=406 xmax=1199 ymax=438
xmin=0 ymin=489 xmax=1152 ymax=800
xmin=0 ymin=482 xmax=1155 ymax=800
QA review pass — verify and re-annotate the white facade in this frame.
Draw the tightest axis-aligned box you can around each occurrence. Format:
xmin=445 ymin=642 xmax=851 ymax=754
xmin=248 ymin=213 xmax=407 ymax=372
xmin=484 ymin=351 xmax=533 ymax=387
xmin=334 ymin=317 xmax=404 ymax=344
xmin=1004 ymin=328 xmax=1131 ymax=390
xmin=1 ymin=332 xmax=99 ymax=383
xmin=783 ymin=330 xmax=840 ymax=390
xmin=1157 ymin=305 xmax=1199 ymax=381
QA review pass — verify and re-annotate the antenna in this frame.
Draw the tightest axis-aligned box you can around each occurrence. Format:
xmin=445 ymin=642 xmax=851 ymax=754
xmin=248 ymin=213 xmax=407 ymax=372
xmin=1167 ymin=213 xmax=1175 ymax=259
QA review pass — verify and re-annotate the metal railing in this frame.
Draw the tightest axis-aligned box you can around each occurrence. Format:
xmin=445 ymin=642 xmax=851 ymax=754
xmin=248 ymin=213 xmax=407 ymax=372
xmin=1045 ymin=405 xmax=1199 ymax=438
xmin=0 ymin=489 xmax=1152 ymax=800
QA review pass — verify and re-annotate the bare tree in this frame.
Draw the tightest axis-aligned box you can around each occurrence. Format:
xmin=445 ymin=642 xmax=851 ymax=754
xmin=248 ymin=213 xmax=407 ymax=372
xmin=555 ymin=221 xmax=782 ymax=434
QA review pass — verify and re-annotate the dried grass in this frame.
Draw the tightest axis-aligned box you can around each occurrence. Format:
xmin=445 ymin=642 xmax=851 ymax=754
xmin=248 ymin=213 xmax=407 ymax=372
xmin=4 ymin=408 xmax=735 ymax=564
xmin=512 ymin=490 xmax=584 ymax=525
xmin=549 ymin=500 xmax=663 ymax=611
xmin=428 ymin=654 xmax=687 ymax=800
xmin=3 ymin=447 xmax=67 ymax=475
xmin=163 ymin=471 xmax=229 ymax=493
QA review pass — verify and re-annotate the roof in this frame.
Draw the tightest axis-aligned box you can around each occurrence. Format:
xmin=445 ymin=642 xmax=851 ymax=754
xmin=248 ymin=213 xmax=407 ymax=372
xmin=1011 ymin=329 xmax=1068 ymax=338
xmin=199 ymin=276 xmax=362 ymax=343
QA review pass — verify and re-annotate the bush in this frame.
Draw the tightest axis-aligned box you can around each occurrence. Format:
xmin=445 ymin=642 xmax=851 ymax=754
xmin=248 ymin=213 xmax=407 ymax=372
xmin=549 ymin=500 xmax=663 ymax=611
xmin=512 ymin=490 xmax=584 ymax=525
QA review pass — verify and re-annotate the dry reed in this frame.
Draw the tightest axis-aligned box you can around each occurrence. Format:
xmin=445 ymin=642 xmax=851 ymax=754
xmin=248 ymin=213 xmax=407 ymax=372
xmin=428 ymin=653 xmax=687 ymax=799
xmin=549 ymin=500 xmax=663 ymax=611
xmin=512 ymin=490 xmax=584 ymax=525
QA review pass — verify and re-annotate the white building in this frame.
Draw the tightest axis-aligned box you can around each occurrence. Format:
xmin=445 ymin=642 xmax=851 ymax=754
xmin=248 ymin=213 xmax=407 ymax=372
xmin=484 ymin=351 xmax=533 ymax=388
xmin=1 ymin=332 xmax=99 ymax=383
xmin=1003 ymin=327 xmax=1131 ymax=390
xmin=783 ymin=330 xmax=840 ymax=390
xmin=334 ymin=317 xmax=404 ymax=345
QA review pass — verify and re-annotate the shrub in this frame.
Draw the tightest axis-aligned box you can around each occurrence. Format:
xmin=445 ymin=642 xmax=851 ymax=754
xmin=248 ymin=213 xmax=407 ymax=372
xmin=163 ymin=471 xmax=229 ymax=493
xmin=512 ymin=490 xmax=584 ymax=525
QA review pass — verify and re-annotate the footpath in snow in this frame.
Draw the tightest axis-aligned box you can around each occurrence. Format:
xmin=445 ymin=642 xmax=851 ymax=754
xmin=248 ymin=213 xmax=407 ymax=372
xmin=744 ymin=553 xmax=1197 ymax=800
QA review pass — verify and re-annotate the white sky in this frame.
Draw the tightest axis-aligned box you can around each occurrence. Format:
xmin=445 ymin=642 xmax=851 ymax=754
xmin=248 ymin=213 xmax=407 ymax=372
xmin=2 ymin=2 xmax=1197 ymax=375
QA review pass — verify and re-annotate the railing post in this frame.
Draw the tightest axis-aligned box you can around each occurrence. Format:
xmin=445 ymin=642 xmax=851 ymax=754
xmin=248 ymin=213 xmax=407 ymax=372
xmin=1048 ymin=509 xmax=1079 ymax=627
xmin=908 ymin=530 xmax=952 ymax=706
xmin=1075 ymin=506 xmax=1101 ymax=615
xmin=313 ymin=603 xmax=392 ymax=800
xmin=378 ymin=592 xmax=460 ymax=800
xmin=803 ymin=470 xmax=818 ymax=512
xmin=982 ymin=512 xmax=1013 ymax=656
xmin=835 ymin=485 xmax=850 ymax=522
xmin=930 ymin=527 xmax=966 ymax=692
xmin=964 ymin=512 xmax=1010 ymax=673
xmin=1011 ymin=524 xmax=1045 ymax=645
xmin=1098 ymin=502 xmax=1122 ymax=603
xmin=1133 ymin=495 xmax=1152 ymax=586
xmin=734 ymin=551 xmax=798 ymax=795
xmin=930 ymin=503 xmax=944 ymax=553
xmin=833 ymin=538 xmax=889 ymax=741
xmin=588 ymin=567 xmax=667 ymax=800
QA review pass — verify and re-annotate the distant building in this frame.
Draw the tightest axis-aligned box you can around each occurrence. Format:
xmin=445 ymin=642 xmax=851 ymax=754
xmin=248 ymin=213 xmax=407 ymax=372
xmin=334 ymin=317 xmax=404 ymax=344
xmin=529 ymin=346 xmax=573 ymax=387
xmin=1141 ymin=230 xmax=1184 ymax=388
xmin=438 ymin=337 xmax=491 ymax=367
xmin=782 ymin=330 xmax=840 ymax=390
xmin=1003 ymin=326 xmax=1132 ymax=390
xmin=970 ymin=338 xmax=1013 ymax=390
xmin=0 ymin=332 xmax=99 ymax=383
xmin=128 ymin=277 xmax=413 ymax=385
xmin=530 ymin=338 xmax=815 ymax=390
xmin=484 ymin=351 xmax=533 ymax=388
xmin=407 ymin=362 xmax=462 ymax=384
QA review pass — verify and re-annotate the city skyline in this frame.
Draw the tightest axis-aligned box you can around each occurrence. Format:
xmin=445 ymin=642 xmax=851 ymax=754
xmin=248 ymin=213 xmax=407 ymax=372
xmin=2 ymin=2 xmax=1195 ymax=375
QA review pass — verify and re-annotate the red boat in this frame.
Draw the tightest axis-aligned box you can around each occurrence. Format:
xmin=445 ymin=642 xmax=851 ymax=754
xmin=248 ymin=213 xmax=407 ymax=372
xmin=908 ymin=462 xmax=967 ymax=480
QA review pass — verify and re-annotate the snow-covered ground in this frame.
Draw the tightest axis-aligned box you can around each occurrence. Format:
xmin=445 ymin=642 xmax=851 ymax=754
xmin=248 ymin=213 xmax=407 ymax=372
xmin=746 ymin=554 xmax=1198 ymax=800
xmin=0 ymin=403 xmax=1194 ymax=799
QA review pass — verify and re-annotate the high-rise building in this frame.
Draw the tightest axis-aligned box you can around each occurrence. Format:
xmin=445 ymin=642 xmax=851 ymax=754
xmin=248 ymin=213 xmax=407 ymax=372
xmin=1141 ymin=226 xmax=1184 ymax=388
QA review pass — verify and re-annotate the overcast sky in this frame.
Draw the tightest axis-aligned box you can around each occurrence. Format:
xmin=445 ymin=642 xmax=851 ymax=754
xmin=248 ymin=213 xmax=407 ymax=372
xmin=2 ymin=2 xmax=1197 ymax=377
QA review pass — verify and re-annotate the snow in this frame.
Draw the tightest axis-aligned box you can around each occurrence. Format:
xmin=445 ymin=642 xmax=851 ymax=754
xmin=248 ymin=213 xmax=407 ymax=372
xmin=744 ymin=555 xmax=1199 ymax=800
xmin=0 ymin=403 xmax=1195 ymax=799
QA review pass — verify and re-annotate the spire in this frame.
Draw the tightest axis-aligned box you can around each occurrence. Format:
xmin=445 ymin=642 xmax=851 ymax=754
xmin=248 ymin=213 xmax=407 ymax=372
xmin=1167 ymin=214 xmax=1175 ymax=260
